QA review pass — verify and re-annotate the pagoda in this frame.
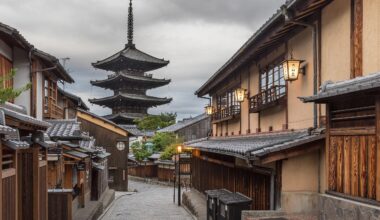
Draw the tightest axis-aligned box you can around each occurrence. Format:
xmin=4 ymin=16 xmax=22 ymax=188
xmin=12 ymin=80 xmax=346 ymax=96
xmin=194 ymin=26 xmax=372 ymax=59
xmin=89 ymin=0 xmax=172 ymax=124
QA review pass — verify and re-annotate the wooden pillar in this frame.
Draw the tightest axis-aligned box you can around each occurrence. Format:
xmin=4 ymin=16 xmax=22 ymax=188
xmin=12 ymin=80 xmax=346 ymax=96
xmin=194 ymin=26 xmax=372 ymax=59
xmin=375 ymin=98 xmax=380 ymax=201
xmin=32 ymin=146 xmax=40 ymax=220
xmin=351 ymin=0 xmax=363 ymax=78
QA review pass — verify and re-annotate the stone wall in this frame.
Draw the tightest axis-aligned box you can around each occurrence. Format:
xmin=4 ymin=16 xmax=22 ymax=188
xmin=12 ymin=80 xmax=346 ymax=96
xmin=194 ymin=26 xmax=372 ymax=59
xmin=242 ymin=192 xmax=380 ymax=220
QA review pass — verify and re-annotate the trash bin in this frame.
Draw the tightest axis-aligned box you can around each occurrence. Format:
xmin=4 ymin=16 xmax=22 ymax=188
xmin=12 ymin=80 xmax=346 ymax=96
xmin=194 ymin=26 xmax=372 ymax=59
xmin=217 ymin=192 xmax=252 ymax=220
xmin=205 ymin=189 xmax=232 ymax=220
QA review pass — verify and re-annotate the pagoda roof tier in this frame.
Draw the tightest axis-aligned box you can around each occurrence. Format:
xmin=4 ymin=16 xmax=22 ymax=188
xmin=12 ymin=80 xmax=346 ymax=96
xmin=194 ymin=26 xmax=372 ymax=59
xmin=88 ymin=93 xmax=172 ymax=108
xmin=92 ymin=44 xmax=169 ymax=72
xmin=90 ymin=72 xmax=171 ymax=90
xmin=103 ymin=112 xmax=147 ymax=124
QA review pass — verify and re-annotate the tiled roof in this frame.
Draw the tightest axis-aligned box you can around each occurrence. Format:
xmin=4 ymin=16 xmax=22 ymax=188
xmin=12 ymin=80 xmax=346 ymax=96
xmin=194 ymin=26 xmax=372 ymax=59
xmin=63 ymin=150 xmax=89 ymax=159
xmin=3 ymin=129 xmax=29 ymax=150
xmin=186 ymin=129 xmax=325 ymax=159
xmin=57 ymin=87 xmax=89 ymax=110
xmin=119 ymin=124 xmax=155 ymax=137
xmin=0 ymin=103 xmax=51 ymax=129
xmin=89 ymin=93 xmax=172 ymax=106
xmin=45 ymin=119 xmax=83 ymax=140
xmin=158 ymin=114 xmax=209 ymax=133
xmin=92 ymin=44 xmax=169 ymax=72
xmin=79 ymin=137 xmax=96 ymax=149
xmin=300 ymin=72 xmax=380 ymax=103
xmin=90 ymin=72 xmax=171 ymax=90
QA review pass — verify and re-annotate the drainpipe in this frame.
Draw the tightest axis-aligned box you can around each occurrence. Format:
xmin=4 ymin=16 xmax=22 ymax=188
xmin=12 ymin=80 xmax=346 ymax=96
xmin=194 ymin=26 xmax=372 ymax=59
xmin=28 ymin=47 xmax=35 ymax=116
xmin=281 ymin=6 xmax=319 ymax=129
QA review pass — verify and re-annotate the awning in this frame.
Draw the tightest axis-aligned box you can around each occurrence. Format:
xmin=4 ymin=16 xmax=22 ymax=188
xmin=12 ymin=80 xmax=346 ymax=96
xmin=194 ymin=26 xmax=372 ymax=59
xmin=95 ymin=152 xmax=111 ymax=159
xmin=300 ymin=72 xmax=380 ymax=103
xmin=186 ymin=129 xmax=325 ymax=160
xmin=63 ymin=150 xmax=89 ymax=160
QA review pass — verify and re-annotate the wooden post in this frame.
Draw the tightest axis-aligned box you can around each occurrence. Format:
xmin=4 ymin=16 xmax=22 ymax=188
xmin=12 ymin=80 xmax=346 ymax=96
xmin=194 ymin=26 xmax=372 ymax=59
xmin=0 ymin=140 xmax=2 ymax=220
xmin=375 ymin=98 xmax=380 ymax=201
xmin=351 ymin=0 xmax=363 ymax=78
xmin=32 ymin=146 xmax=40 ymax=220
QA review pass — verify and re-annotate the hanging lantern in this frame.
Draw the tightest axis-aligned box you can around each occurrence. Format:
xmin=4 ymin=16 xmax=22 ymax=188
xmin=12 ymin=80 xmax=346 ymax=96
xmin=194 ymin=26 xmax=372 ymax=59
xmin=234 ymin=88 xmax=246 ymax=102
xmin=282 ymin=59 xmax=301 ymax=81
xmin=205 ymin=105 xmax=213 ymax=115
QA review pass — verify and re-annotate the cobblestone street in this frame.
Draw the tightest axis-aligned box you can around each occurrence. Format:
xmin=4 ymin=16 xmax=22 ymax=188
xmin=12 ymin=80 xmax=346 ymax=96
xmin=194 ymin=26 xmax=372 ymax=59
xmin=99 ymin=180 xmax=194 ymax=220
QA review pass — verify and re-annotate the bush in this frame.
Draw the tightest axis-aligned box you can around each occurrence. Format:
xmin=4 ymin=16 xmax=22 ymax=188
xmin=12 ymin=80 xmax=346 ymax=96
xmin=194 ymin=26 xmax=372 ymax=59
xmin=131 ymin=142 xmax=152 ymax=161
xmin=151 ymin=132 xmax=177 ymax=152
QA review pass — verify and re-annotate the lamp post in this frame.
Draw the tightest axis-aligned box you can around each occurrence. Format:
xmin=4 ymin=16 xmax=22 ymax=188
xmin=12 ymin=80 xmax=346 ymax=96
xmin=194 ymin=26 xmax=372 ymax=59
xmin=177 ymin=145 xmax=182 ymax=206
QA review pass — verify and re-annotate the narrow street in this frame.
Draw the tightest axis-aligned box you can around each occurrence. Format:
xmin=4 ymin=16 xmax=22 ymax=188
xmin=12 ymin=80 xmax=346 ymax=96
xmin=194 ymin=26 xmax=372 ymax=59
xmin=99 ymin=180 xmax=194 ymax=220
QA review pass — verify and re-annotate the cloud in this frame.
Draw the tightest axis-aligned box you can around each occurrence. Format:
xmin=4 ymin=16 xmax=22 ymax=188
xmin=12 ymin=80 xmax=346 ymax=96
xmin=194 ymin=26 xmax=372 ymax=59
xmin=0 ymin=0 xmax=284 ymax=120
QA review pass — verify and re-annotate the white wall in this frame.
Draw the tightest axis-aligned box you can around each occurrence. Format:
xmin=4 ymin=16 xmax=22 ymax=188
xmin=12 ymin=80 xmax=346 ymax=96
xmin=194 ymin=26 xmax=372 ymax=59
xmin=0 ymin=39 xmax=12 ymax=60
xmin=13 ymin=47 xmax=31 ymax=114
xmin=36 ymin=72 xmax=43 ymax=120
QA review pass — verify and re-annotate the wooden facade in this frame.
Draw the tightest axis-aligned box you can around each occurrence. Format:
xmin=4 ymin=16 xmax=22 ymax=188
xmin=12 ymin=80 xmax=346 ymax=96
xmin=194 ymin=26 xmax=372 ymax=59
xmin=192 ymin=151 xmax=271 ymax=210
xmin=77 ymin=110 xmax=129 ymax=191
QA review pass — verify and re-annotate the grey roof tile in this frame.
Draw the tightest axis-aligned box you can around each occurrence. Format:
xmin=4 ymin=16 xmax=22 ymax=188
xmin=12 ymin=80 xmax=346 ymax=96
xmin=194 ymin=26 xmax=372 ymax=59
xmin=45 ymin=119 xmax=82 ymax=140
xmin=119 ymin=124 xmax=154 ymax=137
xmin=186 ymin=129 xmax=325 ymax=159
xmin=300 ymin=72 xmax=380 ymax=103
xmin=158 ymin=114 xmax=209 ymax=133
xmin=0 ymin=103 xmax=51 ymax=129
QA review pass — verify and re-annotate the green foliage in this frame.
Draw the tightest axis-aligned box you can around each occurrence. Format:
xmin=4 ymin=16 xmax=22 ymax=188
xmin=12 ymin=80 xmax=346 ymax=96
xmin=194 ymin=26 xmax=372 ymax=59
xmin=0 ymin=69 xmax=31 ymax=104
xmin=159 ymin=144 xmax=176 ymax=161
xmin=131 ymin=142 xmax=152 ymax=161
xmin=151 ymin=132 xmax=177 ymax=152
xmin=134 ymin=112 xmax=177 ymax=131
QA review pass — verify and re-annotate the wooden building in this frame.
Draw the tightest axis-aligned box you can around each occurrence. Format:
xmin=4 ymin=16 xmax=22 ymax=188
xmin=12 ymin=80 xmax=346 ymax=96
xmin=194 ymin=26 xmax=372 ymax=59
xmin=89 ymin=0 xmax=171 ymax=125
xmin=190 ymin=0 xmax=380 ymax=218
xmin=158 ymin=114 xmax=211 ymax=142
xmin=57 ymin=87 xmax=89 ymax=119
xmin=0 ymin=103 xmax=51 ymax=220
xmin=76 ymin=109 xmax=130 ymax=191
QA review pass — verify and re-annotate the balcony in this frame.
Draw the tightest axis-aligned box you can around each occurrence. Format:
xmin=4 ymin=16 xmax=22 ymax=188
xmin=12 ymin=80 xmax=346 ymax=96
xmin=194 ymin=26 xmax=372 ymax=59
xmin=44 ymin=98 xmax=64 ymax=119
xmin=212 ymin=105 xmax=241 ymax=123
xmin=249 ymin=85 xmax=286 ymax=113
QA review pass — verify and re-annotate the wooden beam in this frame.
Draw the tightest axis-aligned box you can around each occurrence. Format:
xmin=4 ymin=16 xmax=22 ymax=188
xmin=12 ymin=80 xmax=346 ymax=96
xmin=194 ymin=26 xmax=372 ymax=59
xmin=0 ymin=140 xmax=2 ymax=220
xmin=330 ymin=127 xmax=375 ymax=136
xmin=376 ymin=98 xmax=380 ymax=201
xmin=351 ymin=0 xmax=363 ymax=78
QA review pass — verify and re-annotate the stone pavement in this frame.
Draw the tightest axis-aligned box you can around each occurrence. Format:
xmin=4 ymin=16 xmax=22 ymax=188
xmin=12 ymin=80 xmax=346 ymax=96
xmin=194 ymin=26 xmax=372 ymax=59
xmin=99 ymin=180 xmax=195 ymax=220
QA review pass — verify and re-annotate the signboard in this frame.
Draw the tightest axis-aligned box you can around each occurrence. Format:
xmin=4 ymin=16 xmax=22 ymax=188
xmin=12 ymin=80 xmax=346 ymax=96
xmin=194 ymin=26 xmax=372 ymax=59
xmin=77 ymin=162 xmax=86 ymax=171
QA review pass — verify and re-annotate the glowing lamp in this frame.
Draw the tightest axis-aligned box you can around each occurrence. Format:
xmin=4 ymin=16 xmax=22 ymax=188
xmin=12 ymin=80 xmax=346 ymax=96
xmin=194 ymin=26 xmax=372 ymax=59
xmin=282 ymin=59 xmax=301 ymax=81
xmin=177 ymin=145 xmax=182 ymax=154
xmin=234 ymin=88 xmax=246 ymax=102
xmin=205 ymin=105 xmax=213 ymax=115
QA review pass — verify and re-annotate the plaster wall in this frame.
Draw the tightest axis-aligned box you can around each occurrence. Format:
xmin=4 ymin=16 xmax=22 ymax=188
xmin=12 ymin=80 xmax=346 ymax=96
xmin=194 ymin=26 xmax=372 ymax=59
xmin=321 ymin=0 xmax=351 ymax=82
xmin=0 ymin=39 xmax=12 ymax=60
xmin=287 ymin=29 xmax=314 ymax=130
xmin=13 ymin=47 xmax=31 ymax=114
xmin=363 ymin=0 xmax=380 ymax=75
xmin=240 ymin=69 xmax=250 ymax=135
xmin=282 ymin=150 xmax=319 ymax=192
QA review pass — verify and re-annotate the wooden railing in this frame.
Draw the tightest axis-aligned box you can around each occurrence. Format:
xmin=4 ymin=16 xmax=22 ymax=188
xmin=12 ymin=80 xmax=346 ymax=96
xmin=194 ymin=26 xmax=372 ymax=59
xmin=44 ymin=97 xmax=64 ymax=119
xmin=212 ymin=105 xmax=241 ymax=123
xmin=249 ymin=85 xmax=286 ymax=113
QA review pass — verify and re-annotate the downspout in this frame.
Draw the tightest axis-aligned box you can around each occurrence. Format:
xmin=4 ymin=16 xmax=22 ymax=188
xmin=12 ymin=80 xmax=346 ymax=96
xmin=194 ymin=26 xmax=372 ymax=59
xmin=281 ymin=5 xmax=319 ymax=129
xmin=28 ymin=47 xmax=35 ymax=116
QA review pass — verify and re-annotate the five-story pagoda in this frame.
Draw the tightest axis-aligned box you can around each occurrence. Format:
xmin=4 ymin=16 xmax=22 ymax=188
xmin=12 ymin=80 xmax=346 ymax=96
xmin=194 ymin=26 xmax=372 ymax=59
xmin=89 ymin=0 xmax=172 ymax=124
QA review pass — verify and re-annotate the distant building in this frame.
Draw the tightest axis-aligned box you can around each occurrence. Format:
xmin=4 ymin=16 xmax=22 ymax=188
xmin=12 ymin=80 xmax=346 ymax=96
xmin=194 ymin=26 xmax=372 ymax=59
xmin=158 ymin=114 xmax=210 ymax=142
xmin=89 ymin=0 xmax=172 ymax=125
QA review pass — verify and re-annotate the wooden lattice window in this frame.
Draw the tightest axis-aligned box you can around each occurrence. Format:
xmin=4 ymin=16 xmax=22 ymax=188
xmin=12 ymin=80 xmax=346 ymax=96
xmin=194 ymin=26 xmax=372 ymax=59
xmin=0 ymin=54 xmax=13 ymax=90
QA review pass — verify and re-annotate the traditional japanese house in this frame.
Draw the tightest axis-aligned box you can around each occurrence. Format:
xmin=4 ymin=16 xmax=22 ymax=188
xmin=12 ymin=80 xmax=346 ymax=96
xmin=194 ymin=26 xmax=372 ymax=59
xmin=89 ymin=0 xmax=172 ymax=125
xmin=188 ymin=0 xmax=380 ymax=218
xmin=57 ymin=87 xmax=89 ymax=119
xmin=158 ymin=113 xmax=211 ymax=142
xmin=76 ymin=109 xmax=130 ymax=191
xmin=45 ymin=119 xmax=92 ymax=209
xmin=0 ymin=102 xmax=51 ymax=220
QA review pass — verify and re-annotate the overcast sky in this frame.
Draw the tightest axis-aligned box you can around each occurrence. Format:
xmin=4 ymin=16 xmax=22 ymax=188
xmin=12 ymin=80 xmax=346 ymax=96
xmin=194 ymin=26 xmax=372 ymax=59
xmin=0 ymin=0 xmax=284 ymax=120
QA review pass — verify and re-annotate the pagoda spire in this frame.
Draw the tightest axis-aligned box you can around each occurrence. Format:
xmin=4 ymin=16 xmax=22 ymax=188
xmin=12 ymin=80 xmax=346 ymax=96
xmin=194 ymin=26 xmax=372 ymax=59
xmin=127 ymin=0 xmax=134 ymax=46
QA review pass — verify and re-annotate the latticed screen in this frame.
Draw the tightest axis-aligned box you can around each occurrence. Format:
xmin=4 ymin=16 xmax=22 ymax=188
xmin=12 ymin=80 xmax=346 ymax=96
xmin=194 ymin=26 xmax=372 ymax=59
xmin=0 ymin=54 xmax=13 ymax=90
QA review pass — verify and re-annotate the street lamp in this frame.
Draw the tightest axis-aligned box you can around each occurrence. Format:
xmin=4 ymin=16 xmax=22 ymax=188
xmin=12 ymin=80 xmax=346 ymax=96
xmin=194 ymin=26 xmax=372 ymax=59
xmin=177 ymin=145 xmax=182 ymax=206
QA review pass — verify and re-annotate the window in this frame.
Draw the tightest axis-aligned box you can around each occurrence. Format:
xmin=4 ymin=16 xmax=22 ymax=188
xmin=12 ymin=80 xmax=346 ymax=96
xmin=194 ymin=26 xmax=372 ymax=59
xmin=43 ymin=77 xmax=61 ymax=118
xmin=216 ymin=90 xmax=239 ymax=111
xmin=0 ymin=55 xmax=13 ymax=90
xmin=260 ymin=64 xmax=286 ymax=94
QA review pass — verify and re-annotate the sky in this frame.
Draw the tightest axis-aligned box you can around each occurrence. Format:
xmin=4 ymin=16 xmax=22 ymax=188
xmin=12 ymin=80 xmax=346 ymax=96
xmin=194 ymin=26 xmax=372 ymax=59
xmin=0 ymin=0 xmax=284 ymax=121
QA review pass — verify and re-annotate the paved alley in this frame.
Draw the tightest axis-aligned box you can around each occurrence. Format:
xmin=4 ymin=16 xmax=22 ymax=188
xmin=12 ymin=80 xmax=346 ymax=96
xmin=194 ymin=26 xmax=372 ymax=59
xmin=99 ymin=180 xmax=194 ymax=220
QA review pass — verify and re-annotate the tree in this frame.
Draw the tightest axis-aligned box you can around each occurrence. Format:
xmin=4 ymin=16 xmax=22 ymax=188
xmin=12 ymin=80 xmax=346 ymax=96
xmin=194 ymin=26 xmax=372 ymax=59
xmin=0 ymin=69 xmax=31 ymax=104
xmin=131 ymin=142 xmax=152 ymax=161
xmin=151 ymin=132 xmax=177 ymax=152
xmin=134 ymin=112 xmax=176 ymax=131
